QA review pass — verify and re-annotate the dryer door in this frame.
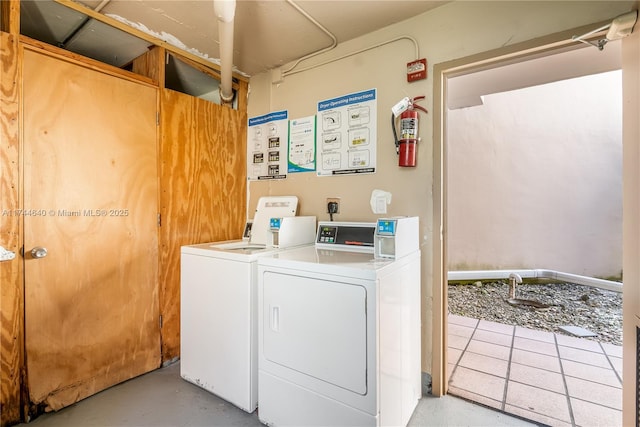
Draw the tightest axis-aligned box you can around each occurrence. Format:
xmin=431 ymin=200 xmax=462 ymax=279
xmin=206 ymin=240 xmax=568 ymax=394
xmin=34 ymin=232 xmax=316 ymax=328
xmin=262 ymin=271 xmax=367 ymax=395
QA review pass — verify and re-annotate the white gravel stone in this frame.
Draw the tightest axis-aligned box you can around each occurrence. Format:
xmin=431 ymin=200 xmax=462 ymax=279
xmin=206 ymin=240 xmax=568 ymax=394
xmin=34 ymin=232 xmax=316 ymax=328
xmin=447 ymin=281 xmax=622 ymax=345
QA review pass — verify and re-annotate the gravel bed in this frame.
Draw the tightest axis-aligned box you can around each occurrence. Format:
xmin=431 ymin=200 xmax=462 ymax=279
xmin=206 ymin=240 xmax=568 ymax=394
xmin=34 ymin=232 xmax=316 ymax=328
xmin=448 ymin=280 xmax=622 ymax=346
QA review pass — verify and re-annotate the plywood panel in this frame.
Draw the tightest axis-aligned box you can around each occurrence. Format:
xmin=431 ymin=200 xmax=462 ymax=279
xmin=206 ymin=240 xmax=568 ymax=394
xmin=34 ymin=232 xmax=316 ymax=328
xmin=23 ymin=49 xmax=160 ymax=412
xmin=0 ymin=0 xmax=20 ymax=35
xmin=132 ymin=46 xmax=165 ymax=87
xmin=1 ymin=31 xmax=24 ymax=427
xmin=20 ymin=36 xmax=155 ymax=87
xmin=236 ymin=80 xmax=249 ymax=115
xmin=159 ymin=89 xmax=247 ymax=361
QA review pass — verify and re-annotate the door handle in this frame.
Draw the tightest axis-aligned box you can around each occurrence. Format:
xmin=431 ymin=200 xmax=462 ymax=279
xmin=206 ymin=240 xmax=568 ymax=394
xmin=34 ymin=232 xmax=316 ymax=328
xmin=30 ymin=246 xmax=48 ymax=259
xmin=270 ymin=306 xmax=280 ymax=332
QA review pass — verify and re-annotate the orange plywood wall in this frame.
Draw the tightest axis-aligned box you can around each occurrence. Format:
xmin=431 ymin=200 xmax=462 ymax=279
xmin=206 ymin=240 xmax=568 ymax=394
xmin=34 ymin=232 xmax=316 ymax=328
xmin=0 ymin=34 xmax=248 ymax=423
xmin=0 ymin=30 xmax=24 ymax=427
xmin=158 ymin=86 xmax=247 ymax=361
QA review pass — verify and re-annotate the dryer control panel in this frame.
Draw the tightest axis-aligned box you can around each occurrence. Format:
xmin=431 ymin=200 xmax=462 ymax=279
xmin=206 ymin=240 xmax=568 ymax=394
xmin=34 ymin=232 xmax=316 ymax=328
xmin=374 ymin=216 xmax=419 ymax=259
xmin=315 ymin=222 xmax=376 ymax=251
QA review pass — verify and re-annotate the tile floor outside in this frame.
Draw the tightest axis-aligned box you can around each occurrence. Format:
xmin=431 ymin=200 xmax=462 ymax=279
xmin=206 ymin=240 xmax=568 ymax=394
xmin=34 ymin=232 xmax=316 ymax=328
xmin=448 ymin=314 xmax=623 ymax=426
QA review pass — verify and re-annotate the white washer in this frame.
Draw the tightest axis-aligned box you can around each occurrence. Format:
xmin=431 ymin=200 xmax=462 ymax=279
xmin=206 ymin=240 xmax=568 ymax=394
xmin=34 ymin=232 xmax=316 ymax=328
xmin=181 ymin=243 xmax=279 ymax=413
xmin=180 ymin=196 xmax=315 ymax=413
xmin=257 ymin=221 xmax=421 ymax=426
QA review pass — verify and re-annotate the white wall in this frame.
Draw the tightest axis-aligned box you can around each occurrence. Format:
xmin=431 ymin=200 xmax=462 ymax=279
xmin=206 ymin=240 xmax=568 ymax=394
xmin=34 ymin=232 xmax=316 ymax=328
xmin=621 ymin=2 xmax=640 ymax=423
xmin=448 ymin=71 xmax=622 ymax=278
xmin=247 ymin=0 xmax=635 ymax=376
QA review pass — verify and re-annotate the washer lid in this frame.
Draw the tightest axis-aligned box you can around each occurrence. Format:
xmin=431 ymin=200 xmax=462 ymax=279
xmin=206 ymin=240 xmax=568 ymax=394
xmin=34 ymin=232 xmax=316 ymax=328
xmin=249 ymin=196 xmax=298 ymax=246
xmin=182 ymin=240 xmax=281 ymax=261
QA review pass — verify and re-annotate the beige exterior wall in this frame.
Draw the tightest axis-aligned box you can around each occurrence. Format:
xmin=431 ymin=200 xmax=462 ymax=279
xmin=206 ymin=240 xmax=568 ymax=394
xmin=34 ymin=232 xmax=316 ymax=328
xmin=448 ymin=71 xmax=622 ymax=278
xmin=247 ymin=1 xmax=635 ymax=377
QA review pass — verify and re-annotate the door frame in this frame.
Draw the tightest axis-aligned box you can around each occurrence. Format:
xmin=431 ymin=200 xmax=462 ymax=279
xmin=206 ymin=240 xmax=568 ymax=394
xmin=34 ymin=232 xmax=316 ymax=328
xmin=430 ymin=20 xmax=616 ymax=397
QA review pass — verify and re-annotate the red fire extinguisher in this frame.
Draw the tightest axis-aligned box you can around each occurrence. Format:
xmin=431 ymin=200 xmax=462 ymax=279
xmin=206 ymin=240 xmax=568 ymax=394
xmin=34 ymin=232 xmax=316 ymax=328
xmin=392 ymin=96 xmax=428 ymax=167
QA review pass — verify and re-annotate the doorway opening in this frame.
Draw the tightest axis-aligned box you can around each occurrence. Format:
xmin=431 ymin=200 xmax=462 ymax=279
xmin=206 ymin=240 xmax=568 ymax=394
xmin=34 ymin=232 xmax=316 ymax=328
xmin=433 ymin=33 xmax=623 ymax=426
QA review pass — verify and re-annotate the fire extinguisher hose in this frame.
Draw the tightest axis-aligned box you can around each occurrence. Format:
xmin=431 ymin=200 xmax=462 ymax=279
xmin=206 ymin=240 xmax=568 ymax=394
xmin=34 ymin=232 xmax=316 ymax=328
xmin=391 ymin=113 xmax=400 ymax=153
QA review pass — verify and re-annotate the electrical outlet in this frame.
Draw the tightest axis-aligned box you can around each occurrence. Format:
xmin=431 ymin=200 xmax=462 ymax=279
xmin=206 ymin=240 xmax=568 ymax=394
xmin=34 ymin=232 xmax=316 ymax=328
xmin=326 ymin=197 xmax=340 ymax=214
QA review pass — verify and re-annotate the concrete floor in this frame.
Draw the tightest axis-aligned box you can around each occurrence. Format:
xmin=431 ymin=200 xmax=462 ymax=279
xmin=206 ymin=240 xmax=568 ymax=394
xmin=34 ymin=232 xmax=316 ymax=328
xmin=20 ymin=362 xmax=536 ymax=427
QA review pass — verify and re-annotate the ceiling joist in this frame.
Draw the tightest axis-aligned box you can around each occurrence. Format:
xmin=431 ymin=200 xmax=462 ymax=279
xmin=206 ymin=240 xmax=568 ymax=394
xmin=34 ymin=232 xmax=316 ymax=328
xmin=54 ymin=0 xmax=249 ymax=83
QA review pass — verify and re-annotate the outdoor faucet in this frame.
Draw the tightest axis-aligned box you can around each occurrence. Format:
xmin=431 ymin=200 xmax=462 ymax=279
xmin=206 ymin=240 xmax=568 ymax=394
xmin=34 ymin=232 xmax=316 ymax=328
xmin=508 ymin=273 xmax=523 ymax=299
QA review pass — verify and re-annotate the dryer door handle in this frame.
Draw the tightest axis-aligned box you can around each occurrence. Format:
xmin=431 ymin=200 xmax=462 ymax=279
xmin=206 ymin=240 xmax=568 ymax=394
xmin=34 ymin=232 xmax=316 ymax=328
xmin=270 ymin=306 xmax=280 ymax=332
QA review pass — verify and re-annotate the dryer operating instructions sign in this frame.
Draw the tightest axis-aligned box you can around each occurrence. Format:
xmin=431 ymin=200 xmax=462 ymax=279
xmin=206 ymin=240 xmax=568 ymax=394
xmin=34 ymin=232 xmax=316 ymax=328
xmin=316 ymin=88 xmax=377 ymax=176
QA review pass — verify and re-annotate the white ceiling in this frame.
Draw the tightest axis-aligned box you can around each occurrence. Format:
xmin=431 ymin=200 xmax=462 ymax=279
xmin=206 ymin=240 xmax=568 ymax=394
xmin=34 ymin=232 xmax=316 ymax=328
xmin=20 ymin=0 xmax=449 ymax=77
xmin=16 ymin=1 xmax=629 ymax=106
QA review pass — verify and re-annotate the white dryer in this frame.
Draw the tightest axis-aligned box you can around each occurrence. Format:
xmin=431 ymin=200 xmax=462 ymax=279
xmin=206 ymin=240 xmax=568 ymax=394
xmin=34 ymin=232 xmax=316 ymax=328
xmin=257 ymin=220 xmax=421 ymax=426
xmin=180 ymin=196 xmax=315 ymax=413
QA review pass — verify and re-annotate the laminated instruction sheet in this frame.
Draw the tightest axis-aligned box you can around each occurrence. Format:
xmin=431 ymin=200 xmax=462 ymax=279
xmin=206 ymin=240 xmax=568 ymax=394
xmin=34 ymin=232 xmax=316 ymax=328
xmin=288 ymin=115 xmax=316 ymax=173
xmin=247 ymin=110 xmax=288 ymax=180
xmin=316 ymin=88 xmax=377 ymax=176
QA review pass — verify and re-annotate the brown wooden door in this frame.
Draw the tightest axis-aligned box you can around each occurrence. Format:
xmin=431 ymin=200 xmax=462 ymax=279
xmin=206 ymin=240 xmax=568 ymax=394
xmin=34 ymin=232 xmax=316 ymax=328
xmin=22 ymin=49 xmax=161 ymax=412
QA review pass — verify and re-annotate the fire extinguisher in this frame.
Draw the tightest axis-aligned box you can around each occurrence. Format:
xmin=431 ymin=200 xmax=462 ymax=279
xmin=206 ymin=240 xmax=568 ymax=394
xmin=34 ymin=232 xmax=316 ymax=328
xmin=392 ymin=96 xmax=428 ymax=167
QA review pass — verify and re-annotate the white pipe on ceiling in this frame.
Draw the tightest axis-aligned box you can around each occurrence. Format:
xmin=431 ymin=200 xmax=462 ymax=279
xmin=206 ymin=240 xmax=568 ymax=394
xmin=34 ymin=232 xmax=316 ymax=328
xmin=282 ymin=0 xmax=338 ymax=77
xmin=283 ymin=35 xmax=419 ymax=78
xmin=214 ymin=0 xmax=236 ymax=105
xmin=279 ymin=0 xmax=418 ymax=80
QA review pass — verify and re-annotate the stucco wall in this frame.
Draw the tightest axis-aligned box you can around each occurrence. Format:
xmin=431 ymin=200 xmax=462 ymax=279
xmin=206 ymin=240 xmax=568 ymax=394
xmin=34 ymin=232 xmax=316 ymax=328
xmin=448 ymin=71 xmax=622 ymax=278
xmin=621 ymin=2 xmax=640 ymax=423
xmin=246 ymin=0 xmax=634 ymax=376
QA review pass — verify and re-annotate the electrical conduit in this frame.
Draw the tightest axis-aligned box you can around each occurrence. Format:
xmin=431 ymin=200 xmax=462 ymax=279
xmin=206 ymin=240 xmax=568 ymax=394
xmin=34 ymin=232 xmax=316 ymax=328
xmin=280 ymin=0 xmax=419 ymax=79
xmin=282 ymin=0 xmax=338 ymax=77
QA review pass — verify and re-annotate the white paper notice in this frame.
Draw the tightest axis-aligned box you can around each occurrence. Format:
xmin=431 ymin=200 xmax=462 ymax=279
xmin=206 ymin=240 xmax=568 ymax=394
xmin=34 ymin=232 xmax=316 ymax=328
xmin=316 ymin=88 xmax=377 ymax=177
xmin=247 ymin=110 xmax=289 ymax=180
xmin=288 ymin=116 xmax=316 ymax=173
